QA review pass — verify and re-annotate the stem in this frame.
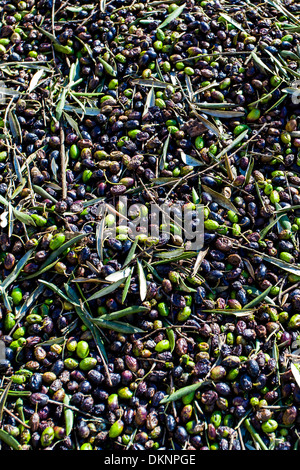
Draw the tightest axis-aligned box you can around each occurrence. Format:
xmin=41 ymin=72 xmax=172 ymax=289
xmin=244 ymin=418 xmax=268 ymax=451
xmin=60 ymin=124 xmax=67 ymax=200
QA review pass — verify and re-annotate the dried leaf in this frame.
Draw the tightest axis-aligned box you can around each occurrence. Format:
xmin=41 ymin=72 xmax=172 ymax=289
xmin=202 ymin=185 xmax=241 ymax=214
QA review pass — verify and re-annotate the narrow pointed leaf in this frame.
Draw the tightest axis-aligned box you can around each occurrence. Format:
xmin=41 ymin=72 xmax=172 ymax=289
xmin=137 ymin=258 xmax=147 ymax=301
xmin=158 ymin=3 xmax=186 ymax=29
xmin=86 ymin=278 xmax=124 ymax=302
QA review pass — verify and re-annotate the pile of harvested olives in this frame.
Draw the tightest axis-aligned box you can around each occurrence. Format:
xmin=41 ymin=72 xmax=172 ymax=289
xmin=1 ymin=0 xmax=300 ymax=452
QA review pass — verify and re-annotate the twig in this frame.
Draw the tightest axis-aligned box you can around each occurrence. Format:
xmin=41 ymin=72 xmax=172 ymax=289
xmin=59 ymin=124 xmax=67 ymax=200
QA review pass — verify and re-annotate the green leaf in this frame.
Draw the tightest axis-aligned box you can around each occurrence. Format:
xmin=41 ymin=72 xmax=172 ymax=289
xmin=27 ymin=69 xmax=45 ymax=94
xmin=291 ymin=363 xmax=300 ymax=389
xmin=160 ymin=380 xmax=207 ymax=404
xmin=158 ymin=3 xmax=186 ymax=29
xmin=38 ymin=280 xmax=80 ymax=306
xmin=215 ymin=129 xmax=249 ymax=161
xmin=218 ymin=12 xmax=245 ymax=31
xmin=0 ymin=429 xmax=22 ymax=450
xmin=2 ymin=248 xmax=34 ymax=290
xmin=159 ymin=133 xmax=170 ymax=171
xmin=86 ymin=278 xmax=124 ymax=302
xmin=243 ymin=284 xmax=273 ymax=309
xmin=12 ymin=208 xmax=36 ymax=226
xmin=39 ymin=233 xmax=86 ymax=272
xmin=97 ymin=305 xmax=149 ymax=322
xmin=197 ymin=108 xmax=245 ymax=118
xmin=154 ymin=248 xmax=185 ymax=259
xmin=132 ymin=78 xmax=171 ymax=89
xmin=251 ymin=51 xmax=274 ymax=75
xmin=123 ymin=238 xmax=138 ymax=267
xmin=92 ymin=318 xmax=144 ymax=334
xmin=122 ymin=268 xmax=133 ymax=304
xmin=105 ymin=266 xmax=132 ymax=282
xmin=180 ymin=150 xmax=203 ymax=167
xmin=259 ymin=215 xmax=283 ymax=239
xmin=56 ymin=87 xmax=68 ymax=121
xmin=143 ymin=85 xmax=155 ymax=118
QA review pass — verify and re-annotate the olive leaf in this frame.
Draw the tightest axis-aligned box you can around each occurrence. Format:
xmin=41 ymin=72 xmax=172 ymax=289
xmin=154 ymin=248 xmax=185 ymax=259
xmin=243 ymin=285 xmax=276 ymax=306
xmin=32 ymin=185 xmax=58 ymax=204
xmin=251 ymin=51 xmax=274 ymax=75
xmin=63 ymin=111 xmax=82 ymax=138
xmin=27 ymin=69 xmax=45 ymax=94
xmin=197 ymin=108 xmax=245 ymax=118
xmin=192 ymin=247 xmax=209 ymax=277
xmin=2 ymin=248 xmax=34 ymax=291
xmin=158 ymin=3 xmax=186 ymax=29
xmin=97 ymin=305 xmax=149 ymax=322
xmin=291 ymin=363 xmax=300 ymax=389
xmin=86 ymin=278 xmax=124 ymax=302
xmin=152 ymin=251 xmax=197 ymax=265
xmin=160 ymin=380 xmax=209 ymax=404
xmin=64 ymin=284 xmax=108 ymax=363
xmin=92 ymin=318 xmax=144 ymax=334
xmin=105 ymin=266 xmax=132 ymax=282
xmin=191 ymin=109 xmax=221 ymax=138
xmin=8 ymin=110 xmax=21 ymax=142
xmin=159 ymin=133 xmax=170 ymax=171
xmin=200 ymin=309 xmax=255 ymax=316
xmin=38 ymin=280 xmax=80 ymax=306
xmin=202 ymin=185 xmax=241 ymax=215
xmin=39 ymin=233 xmax=86 ymax=271
xmin=122 ymin=268 xmax=133 ymax=304
xmin=218 ymin=12 xmax=245 ymax=31
xmin=143 ymin=85 xmax=155 ymax=118
xmin=180 ymin=150 xmax=203 ymax=167
xmin=132 ymin=79 xmax=170 ymax=89
xmin=137 ymin=258 xmax=147 ymax=301
xmin=12 ymin=284 xmax=45 ymax=332
xmin=215 ymin=128 xmax=249 ymax=161
xmin=243 ymin=284 xmax=273 ymax=309
xmin=123 ymin=238 xmax=138 ymax=267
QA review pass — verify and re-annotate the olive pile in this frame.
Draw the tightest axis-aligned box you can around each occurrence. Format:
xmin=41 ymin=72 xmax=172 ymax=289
xmin=0 ymin=0 xmax=300 ymax=452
